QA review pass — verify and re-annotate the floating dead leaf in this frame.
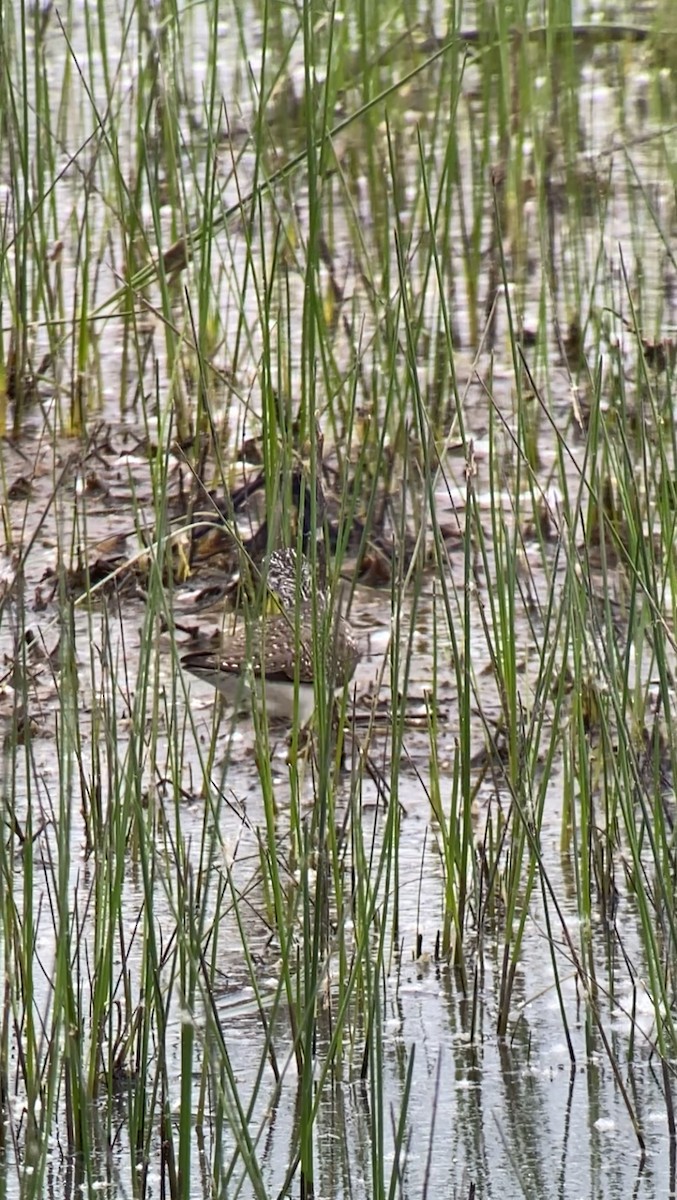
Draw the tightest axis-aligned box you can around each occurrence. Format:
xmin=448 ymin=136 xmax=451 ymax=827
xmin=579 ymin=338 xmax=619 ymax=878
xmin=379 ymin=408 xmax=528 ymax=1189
xmin=356 ymin=548 xmax=392 ymax=587
xmin=8 ymin=475 xmax=33 ymax=500
xmin=84 ymin=470 xmax=110 ymax=498
xmin=639 ymin=334 xmax=677 ymax=373
xmin=163 ymin=236 xmax=189 ymax=276
xmin=563 ymin=317 xmax=585 ymax=372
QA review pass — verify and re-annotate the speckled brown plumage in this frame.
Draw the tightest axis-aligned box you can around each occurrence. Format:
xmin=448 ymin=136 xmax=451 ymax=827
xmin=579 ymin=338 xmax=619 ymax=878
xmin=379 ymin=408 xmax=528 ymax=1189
xmin=181 ymin=548 xmax=358 ymax=721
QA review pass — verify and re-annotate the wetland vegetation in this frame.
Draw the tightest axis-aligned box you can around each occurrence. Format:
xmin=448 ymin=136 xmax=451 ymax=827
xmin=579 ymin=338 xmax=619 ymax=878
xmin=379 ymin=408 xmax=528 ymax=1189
xmin=1 ymin=0 xmax=677 ymax=1197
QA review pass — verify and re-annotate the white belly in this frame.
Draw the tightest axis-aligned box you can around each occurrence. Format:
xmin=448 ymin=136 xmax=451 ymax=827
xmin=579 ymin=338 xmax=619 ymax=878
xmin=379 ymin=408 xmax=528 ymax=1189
xmin=206 ymin=669 xmax=317 ymax=724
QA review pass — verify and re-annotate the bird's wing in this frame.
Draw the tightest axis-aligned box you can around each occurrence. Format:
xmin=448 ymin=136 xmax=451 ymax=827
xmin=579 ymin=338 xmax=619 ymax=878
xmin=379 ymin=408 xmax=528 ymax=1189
xmin=185 ymin=617 xmax=315 ymax=683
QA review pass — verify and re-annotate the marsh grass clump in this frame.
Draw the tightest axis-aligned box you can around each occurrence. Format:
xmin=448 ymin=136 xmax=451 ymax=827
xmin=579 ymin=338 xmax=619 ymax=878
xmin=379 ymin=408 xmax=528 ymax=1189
xmin=1 ymin=0 xmax=677 ymax=1195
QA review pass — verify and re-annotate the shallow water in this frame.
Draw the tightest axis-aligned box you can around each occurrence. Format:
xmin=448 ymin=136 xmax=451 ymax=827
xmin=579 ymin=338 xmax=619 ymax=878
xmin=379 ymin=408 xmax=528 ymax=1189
xmin=2 ymin=0 xmax=677 ymax=1197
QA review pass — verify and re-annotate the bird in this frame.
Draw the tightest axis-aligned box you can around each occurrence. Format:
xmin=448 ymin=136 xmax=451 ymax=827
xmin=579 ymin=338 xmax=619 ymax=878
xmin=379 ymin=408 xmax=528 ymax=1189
xmin=181 ymin=547 xmax=359 ymax=723
xmin=185 ymin=460 xmax=326 ymax=583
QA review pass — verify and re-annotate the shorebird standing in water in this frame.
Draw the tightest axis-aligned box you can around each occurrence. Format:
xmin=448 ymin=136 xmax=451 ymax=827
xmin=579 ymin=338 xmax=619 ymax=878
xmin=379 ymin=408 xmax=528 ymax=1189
xmin=181 ymin=547 xmax=359 ymax=723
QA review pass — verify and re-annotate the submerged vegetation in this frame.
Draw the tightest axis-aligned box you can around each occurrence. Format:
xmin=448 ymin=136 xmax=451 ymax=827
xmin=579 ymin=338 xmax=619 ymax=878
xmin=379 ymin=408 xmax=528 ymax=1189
xmin=1 ymin=0 xmax=677 ymax=1196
